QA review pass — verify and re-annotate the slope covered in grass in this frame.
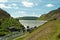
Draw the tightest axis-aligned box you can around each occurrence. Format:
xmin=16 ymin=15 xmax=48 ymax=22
xmin=39 ymin=8 xmax=60 ymax=20
xmin=16 ymin=20 xmax=60 ymax=40
xmin=0 ymin=9 xmax=24 ymax=36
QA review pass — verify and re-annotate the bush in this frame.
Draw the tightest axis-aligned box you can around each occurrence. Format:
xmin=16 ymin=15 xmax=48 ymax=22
xmin=22 ymin=27 xmax=25 ymax=32
xmin=0 ymin=21 xmax=1 ymax=25
xmin=58 ymin=34 xmax=60 ymax=38
xmin=0 ymin=17 xmax=24 ymax=36
xmin=27 ymin=28 xmax=33 ymax=33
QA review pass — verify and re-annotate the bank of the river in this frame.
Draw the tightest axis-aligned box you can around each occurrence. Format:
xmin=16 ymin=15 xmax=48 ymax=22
xmin=13 ymin=32 xmax=29 ymax=40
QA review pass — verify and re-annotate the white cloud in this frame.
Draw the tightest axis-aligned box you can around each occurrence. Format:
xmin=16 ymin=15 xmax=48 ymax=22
xmin=12 ymin=3 xmax=17 ymax=6
xmin=18 ymin=11 xmax=26 ymax=14
xmin=15 ymin=7 xmax=19 ymax=9
xmin=30 ymin=12 xmax=40 ymax=17
xmin=0 ymin=4 xmax=5 ymax=8
xmin=13 ymin=11 xmax=27 ymax=17
xmin=0 ymin=3 xmax=19 ymax=9
xmin=46 ymin=4 xmax=54 ymax=7
xmin=7 ymin=3 xmax=17 ymax=7
xmin=8 ymin=3 xmax=19 ymax=9
xmin=21 ymin=1 xmax=34 ymax=7
xmin=16 ymin=11 xmax=26 ymax=16
xmin=0 ymin=0 xmax=8 ymax=2
xmin=0 ymin=4 xmax=11 ymax=8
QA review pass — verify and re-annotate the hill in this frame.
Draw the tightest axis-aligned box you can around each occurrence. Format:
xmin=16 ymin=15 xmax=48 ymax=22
xmin=0 ymin=9 xmax=24 ymax=37
xmin=0 ymin=8 xmax=10 ymax=18
xmin=39 ymin=8 xmax=60 ymax=20
xmin=16 ymin=16 xmax=38 ymax=20
xmin=0 ymin=8 xmax=23 ymax=29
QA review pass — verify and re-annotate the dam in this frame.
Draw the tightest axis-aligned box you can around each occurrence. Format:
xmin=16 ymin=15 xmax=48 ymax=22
xmin=19 ymin=20 xmax=47 ymax=29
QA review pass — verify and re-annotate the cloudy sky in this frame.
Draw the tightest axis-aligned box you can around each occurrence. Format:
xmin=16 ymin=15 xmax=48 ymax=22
xmin=0 ymin=0 xmax=60 ymax=18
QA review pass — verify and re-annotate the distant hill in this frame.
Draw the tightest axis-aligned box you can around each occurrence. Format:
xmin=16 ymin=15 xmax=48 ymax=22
xmin=16 ymin=16 xmax=38 ymax=20
xmin=0 ymin=8 xmax=10 ymax=18
xmin=39 ymin=8 xmax=60 ymax=20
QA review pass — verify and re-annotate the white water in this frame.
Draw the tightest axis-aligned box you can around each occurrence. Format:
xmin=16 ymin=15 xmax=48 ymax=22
xmin=19 ymin=20 xmax=47 ymax=29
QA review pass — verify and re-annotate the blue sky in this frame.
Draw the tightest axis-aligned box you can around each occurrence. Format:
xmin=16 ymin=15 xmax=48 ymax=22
xmin=0 ymin=0 xmax=60 ymax=18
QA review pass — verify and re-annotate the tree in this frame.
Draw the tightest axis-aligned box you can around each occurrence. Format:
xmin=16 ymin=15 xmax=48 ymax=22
xmin=58 ymin=34 xmax=60 ymax=38
xmin=22 ymin=26 xmax=25 ymax=32
xmin=0 ymin=21 xmax=1 ymax=25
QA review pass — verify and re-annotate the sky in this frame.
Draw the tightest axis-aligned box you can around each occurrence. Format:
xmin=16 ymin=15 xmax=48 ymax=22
xmin=0 ymin=0 xmax=60 ymax=18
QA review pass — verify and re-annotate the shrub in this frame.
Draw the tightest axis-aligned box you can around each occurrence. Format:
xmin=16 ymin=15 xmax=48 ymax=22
xmin=58 ymin=34 xmax=60 ymax=38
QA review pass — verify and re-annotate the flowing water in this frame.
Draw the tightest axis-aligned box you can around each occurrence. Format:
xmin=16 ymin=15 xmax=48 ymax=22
xmin=19 ymin=20 xmax=47 ymax=29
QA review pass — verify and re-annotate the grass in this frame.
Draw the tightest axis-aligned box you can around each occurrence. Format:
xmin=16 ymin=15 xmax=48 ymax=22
xmin=13 ymin=32 xmax=29 ymax=40
xmin=15 ymin=20 xmax=60 ymax=40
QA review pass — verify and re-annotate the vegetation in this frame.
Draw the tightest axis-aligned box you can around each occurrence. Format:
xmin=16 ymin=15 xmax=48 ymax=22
xmin=16 ymin=16 xmax=38 ymax=20
xmin=0 ymin=8 xmax=10 ymax=18
xmin=0 ymin=8 xmax=24 ymax=36
xmin=0 ymin=7 xmax=60 ymax=40
xmin=39 ymin=8 xmax=60 ymax=20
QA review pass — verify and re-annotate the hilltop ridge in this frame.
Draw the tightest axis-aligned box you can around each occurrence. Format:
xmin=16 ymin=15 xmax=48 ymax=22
xmin=0 ymin=8 xmax=10 ymax=18
xmin=39 ymin=7 xmax=60 ymax=20
xmin=16 ymin=16 xmax=38 ymax=20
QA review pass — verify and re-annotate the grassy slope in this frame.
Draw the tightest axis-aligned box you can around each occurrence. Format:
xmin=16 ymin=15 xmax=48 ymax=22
xmin=39 ymin=8 xmax=60 ymax=20
xmin=16 ymin=20 xmax=60 ymax=40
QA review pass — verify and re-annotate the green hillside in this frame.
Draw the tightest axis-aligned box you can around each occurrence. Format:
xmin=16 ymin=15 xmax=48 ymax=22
xmin=0 ymin=9 xmax=24 ymax=36
xmin=39 ymin=8 xmax=60 ymax=20
xmin=0 ymin=8 xmax=10 ymax=18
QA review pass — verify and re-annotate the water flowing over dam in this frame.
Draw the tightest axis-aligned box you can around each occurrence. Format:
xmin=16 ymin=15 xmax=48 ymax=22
xmin=19 ymin=20 xmax=47 ymax=29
